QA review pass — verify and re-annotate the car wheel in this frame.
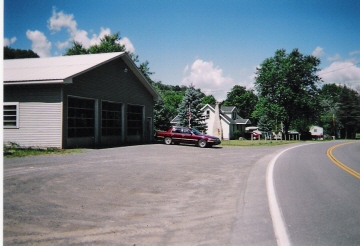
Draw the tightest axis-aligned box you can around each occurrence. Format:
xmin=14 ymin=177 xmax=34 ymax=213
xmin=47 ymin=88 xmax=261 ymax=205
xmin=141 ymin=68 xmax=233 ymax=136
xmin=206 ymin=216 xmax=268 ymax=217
xmin=198 ymin=139 xmax=207 ymax=148
xmin=164 ymin=137 xmax=172 ymax=145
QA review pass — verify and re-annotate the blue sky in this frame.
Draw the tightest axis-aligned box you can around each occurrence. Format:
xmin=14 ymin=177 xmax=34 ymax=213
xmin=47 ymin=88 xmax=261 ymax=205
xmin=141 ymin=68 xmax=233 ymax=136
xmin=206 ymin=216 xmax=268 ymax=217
xmin=3 ymin=0 xmax=360 ymax=100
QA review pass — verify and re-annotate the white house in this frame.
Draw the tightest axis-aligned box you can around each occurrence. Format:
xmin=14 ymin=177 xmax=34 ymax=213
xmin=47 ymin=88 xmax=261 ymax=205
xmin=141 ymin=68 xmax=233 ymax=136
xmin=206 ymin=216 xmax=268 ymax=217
xmin=309 ymin=125 xmax=324 ymax=140
xmin=171 ymin=104 xmax=251 ymax=140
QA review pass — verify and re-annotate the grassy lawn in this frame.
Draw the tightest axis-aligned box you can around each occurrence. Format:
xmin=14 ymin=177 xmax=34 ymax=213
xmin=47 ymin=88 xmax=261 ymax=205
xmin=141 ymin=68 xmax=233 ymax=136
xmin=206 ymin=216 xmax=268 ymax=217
xmin=220 ymin=139 xmax=308 ymax=147
xmin=3 ymin=143 xmax=81 ymax=158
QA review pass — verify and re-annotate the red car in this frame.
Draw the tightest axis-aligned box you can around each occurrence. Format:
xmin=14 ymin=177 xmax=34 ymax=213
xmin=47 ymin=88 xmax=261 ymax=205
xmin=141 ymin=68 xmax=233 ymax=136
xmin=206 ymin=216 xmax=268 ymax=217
xmin=156 ymin=126 xmax=221 ymax=148
xmin=252 ymin=131 xmax=261 ymax=140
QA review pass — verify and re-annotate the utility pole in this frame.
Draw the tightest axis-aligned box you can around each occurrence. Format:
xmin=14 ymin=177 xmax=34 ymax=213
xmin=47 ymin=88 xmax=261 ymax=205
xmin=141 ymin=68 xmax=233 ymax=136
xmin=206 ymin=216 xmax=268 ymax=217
xmin=188 ymin=104 xmax=191 ymax=128
xmin=333 ymin=114 xmax=335 ymax=138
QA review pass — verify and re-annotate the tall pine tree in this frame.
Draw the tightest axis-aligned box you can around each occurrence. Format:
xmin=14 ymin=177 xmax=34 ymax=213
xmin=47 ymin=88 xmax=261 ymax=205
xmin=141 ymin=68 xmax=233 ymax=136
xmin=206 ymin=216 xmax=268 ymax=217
xmin=177 ymin=85 xmax=207 ymax=131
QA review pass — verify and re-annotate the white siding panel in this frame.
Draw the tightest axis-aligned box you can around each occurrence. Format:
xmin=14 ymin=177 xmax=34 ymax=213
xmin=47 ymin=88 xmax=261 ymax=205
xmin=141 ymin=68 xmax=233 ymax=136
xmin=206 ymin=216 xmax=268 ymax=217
xmin=204 ymin=109 xmax=230 ymax=140
xmin=221 ymin=118 xmax=230 ymax=140
xmin=3 ymin=102 xmax=62 ymax=148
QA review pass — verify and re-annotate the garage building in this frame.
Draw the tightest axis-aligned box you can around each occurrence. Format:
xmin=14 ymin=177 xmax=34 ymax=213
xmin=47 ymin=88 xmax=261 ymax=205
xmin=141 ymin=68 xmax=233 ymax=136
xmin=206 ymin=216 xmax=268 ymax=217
xmin=4 ymin=52 xmax=160 ymax=149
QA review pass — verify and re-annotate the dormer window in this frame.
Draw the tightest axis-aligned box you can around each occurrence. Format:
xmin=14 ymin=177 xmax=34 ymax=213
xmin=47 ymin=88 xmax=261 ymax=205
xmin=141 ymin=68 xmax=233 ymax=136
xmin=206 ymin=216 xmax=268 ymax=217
xmin=206 ymin=110 xmax=210 ymax=119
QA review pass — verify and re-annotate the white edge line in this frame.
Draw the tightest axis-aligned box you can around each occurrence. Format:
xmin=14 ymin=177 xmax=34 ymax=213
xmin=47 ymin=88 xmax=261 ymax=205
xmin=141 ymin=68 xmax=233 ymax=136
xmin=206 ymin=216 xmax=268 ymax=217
xmin=266 ymin=143 xmax=318 ymax=246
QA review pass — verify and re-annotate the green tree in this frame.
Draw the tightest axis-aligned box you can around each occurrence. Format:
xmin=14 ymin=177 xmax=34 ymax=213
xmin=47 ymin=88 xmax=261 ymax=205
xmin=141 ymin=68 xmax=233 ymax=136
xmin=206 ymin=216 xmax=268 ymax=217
xmin=252 ymin=97 xmax=285 ymax=130
xmin=202 ymin=94 xmax=217 ymax=105
xmin=337 ymin=85 xmax=360 ymax=138
xmin=64 ymin=33 xmax=126 ymax=56
xmin=138 ymin=60 xmax=155 ymax=84
xmin=153 ymin=82 xmax=187 ymax=120
xmin=253 ymin=48 xmax=322 ymax=136
xmin=4 ymin=46 xmax=39 ymax=59
xmin=318 ymin=83 xmax=342 ymax=136
xmin=88 ymin=33 xmax=126 ymax=54
xmin=153 ymin=99 xmax=172 ymax=131
xmin=64 ymin=41 xmax=88 ymax=55
xmin=257 ymin=115 xmax=273 ymax=132
xmin=223 ymin=85 xmax=258 ymax=120
xmin=177 ymin=85 xmax=207 ymax=131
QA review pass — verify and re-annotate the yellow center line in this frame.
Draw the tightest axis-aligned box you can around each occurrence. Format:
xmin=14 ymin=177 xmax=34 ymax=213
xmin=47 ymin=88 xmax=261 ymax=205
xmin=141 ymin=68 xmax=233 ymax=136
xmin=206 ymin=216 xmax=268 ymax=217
xmin=326 ymin=142 xmax=360 ymax=180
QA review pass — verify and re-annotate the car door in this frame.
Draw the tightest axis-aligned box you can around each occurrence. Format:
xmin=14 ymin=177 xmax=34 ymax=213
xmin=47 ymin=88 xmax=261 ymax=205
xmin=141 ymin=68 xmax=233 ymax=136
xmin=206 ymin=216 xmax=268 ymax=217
xmin=182 ymin=128 xmax=194 ymax=144
xmin=171 ymin=127 xmax=183 ymax=143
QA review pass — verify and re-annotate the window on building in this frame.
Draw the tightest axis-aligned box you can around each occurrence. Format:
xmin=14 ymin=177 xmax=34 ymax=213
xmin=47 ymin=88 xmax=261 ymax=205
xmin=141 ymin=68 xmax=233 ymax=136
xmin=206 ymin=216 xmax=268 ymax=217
xmin=127 ymin=105 xmax=143 ymax=136
xmin=102 ymin=101 xmax=122 ymax=136
xmin=206 ymin=110 xmax=210 ymax=119
xmin=3 ymin=102 xmax=19 ymax=128
xmin=68 ymin=97 xmax=95 ymax=138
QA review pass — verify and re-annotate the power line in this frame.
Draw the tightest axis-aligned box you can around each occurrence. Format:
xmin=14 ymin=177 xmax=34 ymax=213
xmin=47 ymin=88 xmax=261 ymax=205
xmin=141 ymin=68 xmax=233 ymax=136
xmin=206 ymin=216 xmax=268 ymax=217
xmin=318 ymin=62 xmax=360 ymax=76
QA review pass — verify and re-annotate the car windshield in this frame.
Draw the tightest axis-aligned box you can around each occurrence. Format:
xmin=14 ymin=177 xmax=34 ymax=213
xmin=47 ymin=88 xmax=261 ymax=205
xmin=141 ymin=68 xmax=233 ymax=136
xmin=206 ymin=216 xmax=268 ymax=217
xmin=190 ymin=128 xmax=203 ymax=136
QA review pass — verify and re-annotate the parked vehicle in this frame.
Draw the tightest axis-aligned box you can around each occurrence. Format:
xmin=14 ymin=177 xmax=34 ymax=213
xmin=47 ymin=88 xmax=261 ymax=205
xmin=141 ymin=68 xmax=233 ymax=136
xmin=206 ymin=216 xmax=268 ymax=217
xmin=244 ymin=126 xmax=261 ymax=140
xmin=252 ymin=130 xmax=262 ymax=140
xmin=156 ymin=126 xmax=221 ymax=148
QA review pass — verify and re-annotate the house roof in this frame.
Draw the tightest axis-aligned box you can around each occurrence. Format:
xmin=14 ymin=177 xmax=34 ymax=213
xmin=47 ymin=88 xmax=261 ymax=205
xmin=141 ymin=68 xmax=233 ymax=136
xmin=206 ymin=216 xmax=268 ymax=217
xmin=4 ymin=52 xmax=161 ymax=100
xmin=171 ymin=104 xmax=250 ymax=125
xmin=170 ymin=115 xmax=181 ymax=124
xmin=202 ymin=104 xmax=250 ymax=124
xmin=209 ymin=105 xmax=236 ymax=113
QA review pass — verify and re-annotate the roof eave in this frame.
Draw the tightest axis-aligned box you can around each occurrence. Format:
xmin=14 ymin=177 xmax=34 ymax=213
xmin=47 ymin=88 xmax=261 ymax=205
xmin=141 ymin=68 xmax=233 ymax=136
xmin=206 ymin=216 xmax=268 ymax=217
xmin=3 ymin=79 xmax=67 ymax=85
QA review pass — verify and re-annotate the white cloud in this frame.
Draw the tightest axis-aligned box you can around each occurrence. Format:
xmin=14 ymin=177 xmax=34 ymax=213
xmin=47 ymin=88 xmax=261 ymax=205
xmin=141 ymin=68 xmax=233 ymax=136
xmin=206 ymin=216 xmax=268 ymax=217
xmin=238 ymin=66 xmax=257 ymax=89
xmin=182 ymin=59 xmax=234 ymax=101
xmin=319 ymin=61 xmax=360 ymax=90
xmin=26 ymin=30 xmax=51 ymax=57
xmin=89 ymin=27 xmax=111 ymax=47
xmin=47 ymin=9 xmax=135 ymax=53
xmin=48 ymin=8 xmax=77 ymax=32
xmin=349 ymin=50 xmax=360 ymax=56
xmin=312 ymin=46 xmax=325 ymax=57
xmin=347 ymin=50 xmax=360 ymax=64
xmin=48 ymin=8 xmax=91 ymax=48
xmin=327 ymin=54 xmax=341 ymax=61
xmin=4 ymin=37 xmax=17 ymax=46
xmin=119 ymin=37 xmax=135 ymax=53
xmin=56 ymin=40 xmax=69 ymax=50
xmin=183 ymin=65 xmax=189 ymax=74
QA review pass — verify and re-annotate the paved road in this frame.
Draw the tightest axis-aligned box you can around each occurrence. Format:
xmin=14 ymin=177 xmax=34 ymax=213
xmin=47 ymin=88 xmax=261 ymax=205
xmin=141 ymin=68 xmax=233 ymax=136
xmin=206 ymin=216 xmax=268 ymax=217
xmin=273 ymin=141 xmax=360 ymax=246
xmin=4 ymin=143 xmax=294 ymax=245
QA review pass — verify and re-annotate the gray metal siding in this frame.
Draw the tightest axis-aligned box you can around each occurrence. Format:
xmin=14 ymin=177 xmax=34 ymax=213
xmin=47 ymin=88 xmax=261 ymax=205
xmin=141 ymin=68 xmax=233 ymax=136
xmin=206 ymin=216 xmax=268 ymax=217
xmin=65 ymin=59 xmax=153 ymax=105
xmin=4 ymin=85 xmax=62 ymax=148
xmin=63 ymin=58 xmax=154 ymax=148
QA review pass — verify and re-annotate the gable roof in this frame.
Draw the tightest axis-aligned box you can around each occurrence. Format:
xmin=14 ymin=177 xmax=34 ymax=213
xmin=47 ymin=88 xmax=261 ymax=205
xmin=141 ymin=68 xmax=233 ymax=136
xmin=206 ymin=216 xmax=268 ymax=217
xmin=208 ymin=105 xmax=236 ymax=113
xmin=172 ymin=104 xmax=250 ymax=125
xmin=170 ymin=115 xmax=181 ymax=124
xmin=4 ymin=52 xmax=161 ymax=100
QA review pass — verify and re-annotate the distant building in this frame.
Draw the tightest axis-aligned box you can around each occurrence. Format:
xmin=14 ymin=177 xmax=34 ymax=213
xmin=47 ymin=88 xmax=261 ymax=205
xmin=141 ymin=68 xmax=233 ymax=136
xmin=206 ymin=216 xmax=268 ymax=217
xmin=171 ymin=104 xmax=251 ymax=140
xmin=309 ymin=126 xmax=324 ymax=140
xmin=3 ymin=52 xmax=160 ymax=149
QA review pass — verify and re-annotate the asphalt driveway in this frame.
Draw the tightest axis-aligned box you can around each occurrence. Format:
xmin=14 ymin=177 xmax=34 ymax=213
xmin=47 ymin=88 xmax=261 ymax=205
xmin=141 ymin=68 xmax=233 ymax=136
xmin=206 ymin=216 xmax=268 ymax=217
xmin=4 ymin=143 xmax=288 ymax=245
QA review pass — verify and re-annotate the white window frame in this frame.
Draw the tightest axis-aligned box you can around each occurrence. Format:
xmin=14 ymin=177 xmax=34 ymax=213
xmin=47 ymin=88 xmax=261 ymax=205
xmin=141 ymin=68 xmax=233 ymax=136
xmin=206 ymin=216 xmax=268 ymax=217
xmin=4 ymin=102 xmax=19 ymax=129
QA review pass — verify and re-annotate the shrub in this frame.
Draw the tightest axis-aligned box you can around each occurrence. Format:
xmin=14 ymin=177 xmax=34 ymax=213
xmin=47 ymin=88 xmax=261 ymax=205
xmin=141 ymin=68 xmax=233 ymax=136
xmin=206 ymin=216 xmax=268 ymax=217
xmin=233 ymin=130 xmax=242 ymax=140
